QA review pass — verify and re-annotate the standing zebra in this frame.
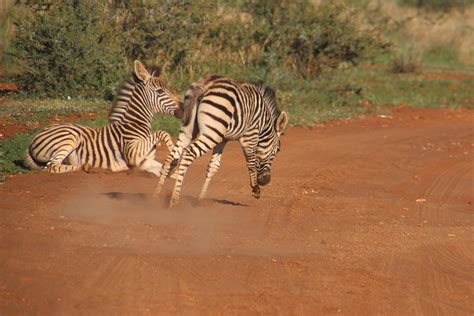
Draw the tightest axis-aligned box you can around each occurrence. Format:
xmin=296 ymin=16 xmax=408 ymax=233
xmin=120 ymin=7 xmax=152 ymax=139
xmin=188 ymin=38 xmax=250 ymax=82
xmin=25 ymin=60 xmax=183 ymax=176
xmin=155 ymin=75 xmax=288 ymax=207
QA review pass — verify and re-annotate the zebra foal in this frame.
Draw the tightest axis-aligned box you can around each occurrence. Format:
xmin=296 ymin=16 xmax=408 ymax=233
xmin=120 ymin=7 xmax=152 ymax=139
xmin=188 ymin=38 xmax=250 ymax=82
xmin=155 ymin=75 xmax=288 ymax=207
xmin=25 ymin=60 xmax=183 ymax=176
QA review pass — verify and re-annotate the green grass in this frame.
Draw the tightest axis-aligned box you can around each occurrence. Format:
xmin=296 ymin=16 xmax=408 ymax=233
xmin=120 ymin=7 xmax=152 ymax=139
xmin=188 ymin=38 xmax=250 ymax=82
xmin=372 ymin=78 xmax=473 ymax=108
xmin=279 ymin=75 xmax=372 ymax=127
xmin=360 ymin=69 xmax=474 ymax=108
xmin=421 ymin=44 xmax=464 ymax=67
xmin=0 ymin=132 xmax=34 ymax=175
xmin=0 ymin=98 xmax=110 ymax=124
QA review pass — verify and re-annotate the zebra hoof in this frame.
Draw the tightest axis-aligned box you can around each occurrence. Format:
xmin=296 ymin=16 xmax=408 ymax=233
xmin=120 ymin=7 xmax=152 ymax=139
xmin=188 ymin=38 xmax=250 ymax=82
xmin=82 ymin=163 xmax=92 ymax=173
xmin=169 ymin=197 xmax=179 ymax=208
xmin=252 ymin=185 xmax=261 ymax=199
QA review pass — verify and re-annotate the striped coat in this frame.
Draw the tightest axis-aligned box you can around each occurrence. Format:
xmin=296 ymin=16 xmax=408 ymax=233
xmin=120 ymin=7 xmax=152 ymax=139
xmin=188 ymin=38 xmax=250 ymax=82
xmin=25 ymin=60 xmax=183 ymax=176
xmin=155 ymin=75 xmax=288 ymax=207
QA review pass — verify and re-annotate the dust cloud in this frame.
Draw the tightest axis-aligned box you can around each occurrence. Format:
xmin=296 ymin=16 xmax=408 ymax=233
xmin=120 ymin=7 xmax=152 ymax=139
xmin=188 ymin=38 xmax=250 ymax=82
xmin=54 ymin=182 xmax=317 ymax=258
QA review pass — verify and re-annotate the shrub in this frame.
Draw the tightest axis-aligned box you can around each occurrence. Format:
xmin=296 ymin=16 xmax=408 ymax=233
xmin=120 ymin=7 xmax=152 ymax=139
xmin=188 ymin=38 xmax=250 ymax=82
xmin=9 ymin=0 xmax=389 ymax=98
xmin=390 ymin=45 xmax=419 ymax=73
xmin=113 ymin=1 xmax=211 ymax=69
xmin=242 ymin=1 xmax=389 ymax=78
xmin=11 ymin=0 xmax=127 ymax=98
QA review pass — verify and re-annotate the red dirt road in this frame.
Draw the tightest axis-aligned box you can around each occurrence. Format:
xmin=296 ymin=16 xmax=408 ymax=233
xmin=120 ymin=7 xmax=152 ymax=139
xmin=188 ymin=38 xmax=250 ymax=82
xmin=0 ymin=108 xmax=473 ymax=314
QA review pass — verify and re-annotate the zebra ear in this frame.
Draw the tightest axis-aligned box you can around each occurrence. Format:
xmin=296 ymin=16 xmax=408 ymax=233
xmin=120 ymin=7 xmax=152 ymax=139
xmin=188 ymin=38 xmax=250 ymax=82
xmin=276 ymin=111 xmax=288 ymax=133
xmin=134 ymin=60 xmax=151 ymax=81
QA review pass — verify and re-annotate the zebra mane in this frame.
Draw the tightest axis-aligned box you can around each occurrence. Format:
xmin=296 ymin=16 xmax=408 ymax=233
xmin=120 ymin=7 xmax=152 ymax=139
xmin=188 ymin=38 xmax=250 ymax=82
xmin=108 ymin=66 xmax=162 ymax=123
xmin=255 ymin=82 xmax=281 ymax=121
xmin=108 ymin=76 xmax=138 ymax=123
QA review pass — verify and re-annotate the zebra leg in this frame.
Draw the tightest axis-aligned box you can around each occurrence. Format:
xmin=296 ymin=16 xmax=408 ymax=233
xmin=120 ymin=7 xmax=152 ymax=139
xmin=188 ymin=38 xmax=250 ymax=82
xmin=154 ymin=130 xmax=192 ymax=195
xmin=198 ymin=141 xmax=226 ymax=201
xmin=45 ymin=146 xmax=82 ymax=173
xmin=154 ymin=130 xmax=174 ymax=153
xmin=167 ymin=130 xmax=193 ymax=179
xmin=136 ymin=148 xmax=163 ymax=176
xmin=240 ymin=137 xmax=260 ymax=199
xmin=137 ymin=142 xmax=164 ymax=177
xmin=243 ymin=148 xmax=261 ymax=199
xmin=139 ymin=158 xmax=163 ymax=176
xmin=66 ymin=151 xmax=93 ymax=172
xmin=170 ymin=135 xmax=219 ymax=208
xmin=123 ymin=138 xmax=162 ymax=176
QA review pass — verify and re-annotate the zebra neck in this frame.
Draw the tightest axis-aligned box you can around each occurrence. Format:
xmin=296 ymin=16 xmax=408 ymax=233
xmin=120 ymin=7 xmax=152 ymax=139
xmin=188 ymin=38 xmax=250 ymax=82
xmin=120 ymin=95 xmax=156 ymax=126
xmin=121 ymin=110 xmax=154 ymax=127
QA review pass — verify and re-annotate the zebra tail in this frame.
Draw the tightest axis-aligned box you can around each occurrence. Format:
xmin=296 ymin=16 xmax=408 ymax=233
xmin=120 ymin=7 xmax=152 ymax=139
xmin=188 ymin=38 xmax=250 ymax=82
xmin=182 ymin=77 xmax=209 ymax=127
xmin=23 ymin=149 xmax=43 ymax=170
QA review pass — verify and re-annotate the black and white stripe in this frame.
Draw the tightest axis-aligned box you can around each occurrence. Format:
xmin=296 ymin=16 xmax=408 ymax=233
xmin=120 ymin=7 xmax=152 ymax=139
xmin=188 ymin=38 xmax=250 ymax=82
xmin=155 ymin=75 xmax=288 ymax=207
xmin=25 ymin=61 xmax=183 ymax=176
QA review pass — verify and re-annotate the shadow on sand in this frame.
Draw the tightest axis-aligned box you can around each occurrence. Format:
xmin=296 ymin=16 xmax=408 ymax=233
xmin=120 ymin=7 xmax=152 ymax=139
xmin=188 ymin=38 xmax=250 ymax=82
xmin=102 ymin=192 xmax=249 ymax=207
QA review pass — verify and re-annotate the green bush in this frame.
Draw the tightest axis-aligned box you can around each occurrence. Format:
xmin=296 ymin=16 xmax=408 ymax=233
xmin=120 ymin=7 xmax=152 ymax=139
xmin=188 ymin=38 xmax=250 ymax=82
xmin=114 ymin=1 xmax=211 ymax=69
xmin=11 ymin=0 xmax=127 ymax=98
xmin=9 ymin=0 xmax=388 ymax=99
xmin=240 ymin=1 xmax=388 ymax=78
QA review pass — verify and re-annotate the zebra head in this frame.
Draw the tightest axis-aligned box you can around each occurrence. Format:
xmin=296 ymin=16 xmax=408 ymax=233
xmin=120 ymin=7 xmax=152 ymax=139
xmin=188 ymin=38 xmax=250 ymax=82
xmin=256 ymin=110 xmax=288 ymax=186
xmin=133 ymin=60 xmax=183 ymax=119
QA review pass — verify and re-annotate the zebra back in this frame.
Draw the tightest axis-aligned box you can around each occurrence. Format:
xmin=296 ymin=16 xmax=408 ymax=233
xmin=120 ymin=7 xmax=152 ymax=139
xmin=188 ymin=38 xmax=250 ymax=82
xmin=182 ymin=75 xmax=223 ymax=126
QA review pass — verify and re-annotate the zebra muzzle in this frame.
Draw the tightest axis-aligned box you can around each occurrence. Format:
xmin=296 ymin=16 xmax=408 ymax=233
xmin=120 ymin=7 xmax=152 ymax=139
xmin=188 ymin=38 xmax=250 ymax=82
xmin=174 ymin=108 xmax=184 ymax=119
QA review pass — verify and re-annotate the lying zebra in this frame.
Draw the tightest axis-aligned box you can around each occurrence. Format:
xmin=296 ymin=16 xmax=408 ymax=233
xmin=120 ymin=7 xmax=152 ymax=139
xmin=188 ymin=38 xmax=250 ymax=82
xmin=25 ymin=60 xmax=183 ymax=176
xmin=155 ymin=75 xmax=288 ymax=207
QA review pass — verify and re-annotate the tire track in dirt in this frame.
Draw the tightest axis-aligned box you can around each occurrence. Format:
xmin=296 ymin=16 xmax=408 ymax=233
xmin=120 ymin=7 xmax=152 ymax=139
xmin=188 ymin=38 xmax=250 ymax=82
xmin=413 ymin=160 xmax=473 ymax=314
xmin=419 ymin=160 xmax=472 ymax=212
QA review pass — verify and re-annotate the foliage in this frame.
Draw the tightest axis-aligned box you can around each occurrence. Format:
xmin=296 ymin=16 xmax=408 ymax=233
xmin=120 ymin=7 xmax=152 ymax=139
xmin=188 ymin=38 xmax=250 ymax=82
xmin=8 ymin=0 xmax=389 ymax=98
xmin=239 ymin=1 xmax=389 ymax=78
xmin=114 ymin=0 xmax=211 ymax=70
xmin=398 ymin=0 xmax=473 ymax=11
xmin=10 ymin=0 xmax=127 ymax=98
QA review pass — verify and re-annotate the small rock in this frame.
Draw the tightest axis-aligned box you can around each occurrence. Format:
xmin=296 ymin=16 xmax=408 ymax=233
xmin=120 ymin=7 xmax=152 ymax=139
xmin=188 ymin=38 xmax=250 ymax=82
xmin=416 ymin=198 xmax=427 ymax=203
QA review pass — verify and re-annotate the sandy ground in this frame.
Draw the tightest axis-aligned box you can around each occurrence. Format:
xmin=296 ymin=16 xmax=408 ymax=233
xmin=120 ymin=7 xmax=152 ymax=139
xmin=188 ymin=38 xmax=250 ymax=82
xmin=0 ymin=107 xmax=473 ymax=315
